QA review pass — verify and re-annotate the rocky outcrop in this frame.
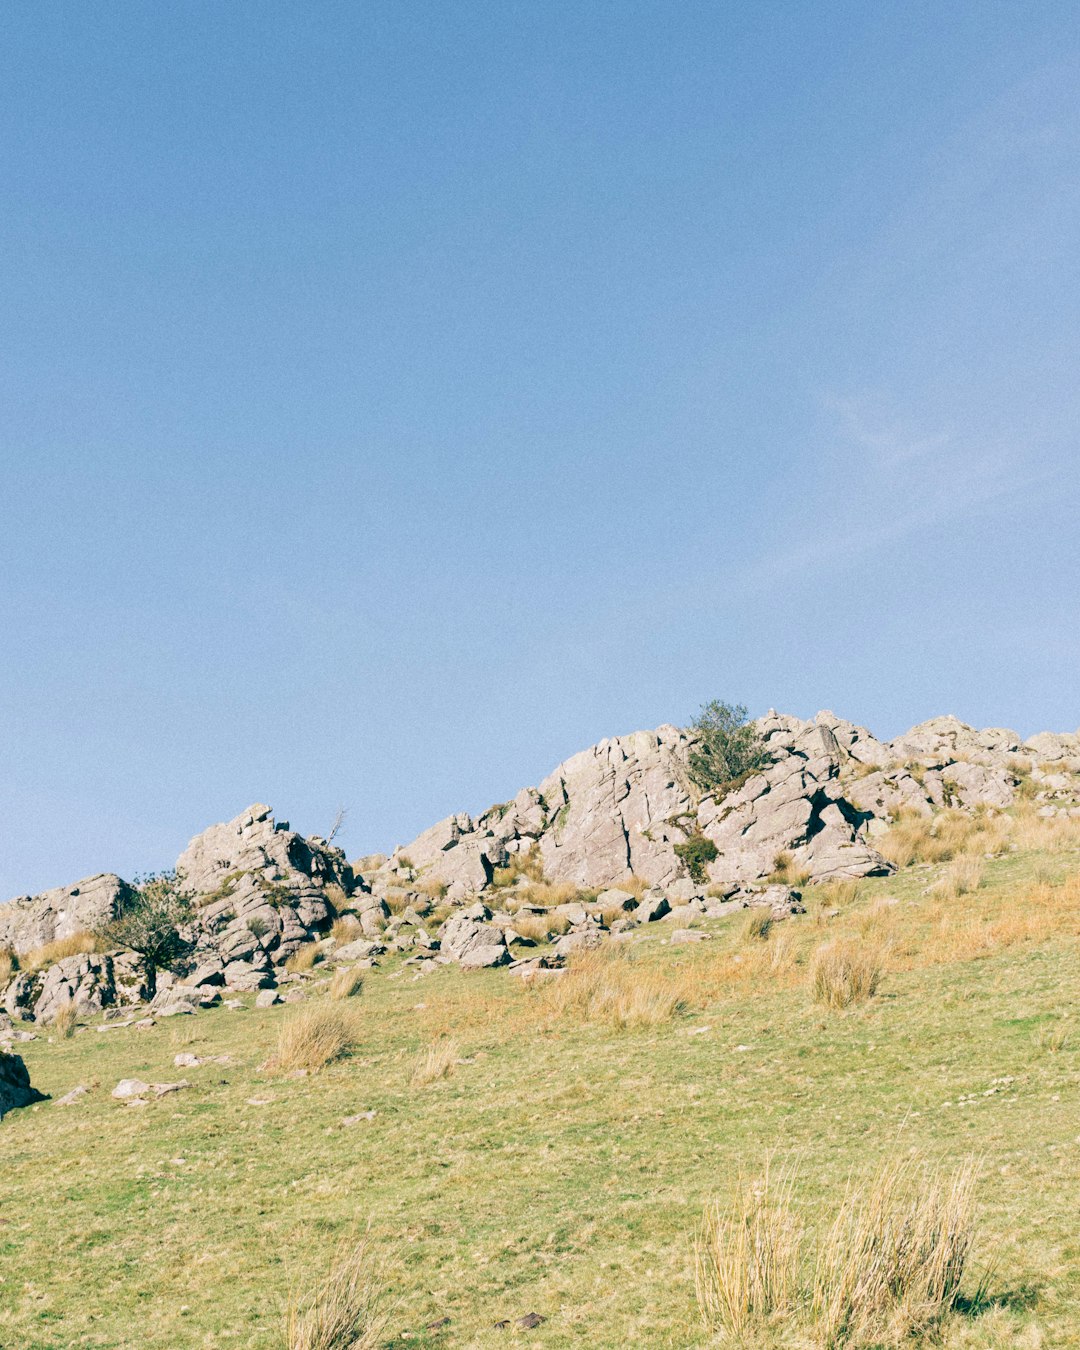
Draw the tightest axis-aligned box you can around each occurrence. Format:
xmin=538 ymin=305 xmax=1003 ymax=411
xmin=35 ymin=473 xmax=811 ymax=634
xmin=0 ymin=1051 xmax=43 ymax=1118
xmin=0 ymin=874 xmax=131 ymax=957
xmin=179 ymin=804 xmax=355 ymax=978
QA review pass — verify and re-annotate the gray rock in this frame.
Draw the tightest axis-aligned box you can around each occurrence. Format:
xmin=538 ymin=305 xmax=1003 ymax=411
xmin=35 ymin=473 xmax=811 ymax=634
xmin=634 ymin=890 xmax=671 ymax=923
xmin=670 ymin=929 xmax=708 ymax=944
xmin=254 ymin=989 xmax=281 ymax=1008
xmin=0 ymin=1051 xmax=43 ymax=1118
xmin=0 ymin=873 xmax=131 ymax=958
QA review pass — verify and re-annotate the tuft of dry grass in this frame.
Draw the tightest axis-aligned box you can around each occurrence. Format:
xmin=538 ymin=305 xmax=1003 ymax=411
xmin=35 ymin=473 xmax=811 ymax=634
xmin=813 ymin=1154 xmax=980 ymax=1347
xmin=329 ymin=966 xmax=364 ymax=1000
xmin=742 ymin=908 xmax=773 ymax=942
xmin=509 ymin=911 xmax=569 ymax=943
xmin=413 ymin=875 xmax=448 ymax=900
xmin=1035 ymin=1019 xmax=1070 ymax=1054
xmin=695 ymin=1156 xmax=802 ymax=1339
xmin=330 ymin=916 xmax=363 ymax=946
xmin=535 ymin=947 xmax=685 ymax=1029
xmin=51 ymin=1000 xmax=78 ymax=1039
xmin=21 ymin=931 xmax=97 ymax=974
xmin=491 ymin=843 xmax=545 ymax=889
xmin=768 ymin=850 xmax=812 ymax=888
xmin=810 ymin=938 xmax=883 ymax=1010
xmin=273 ymin=1005 xmax=361 ymax=1073
xmin=0 ymin=948 xmax=15 ymax=987
xmin=383 ymin=891 xmax=409 ymax=916
xmin=285 ymin=943 xmax=321 ymax=975
xmin=322 ymin=883 xmax=348 ymax=915
xmin=410 ymin=1037 xmax=459 ymax=1087
xmin=285 ymin=1237 xmax=388 ymax=1350
xmin=515 ymin=879 xmax=594 ymax=909
xmin=934 ymin=854 xmax=984 ymax=901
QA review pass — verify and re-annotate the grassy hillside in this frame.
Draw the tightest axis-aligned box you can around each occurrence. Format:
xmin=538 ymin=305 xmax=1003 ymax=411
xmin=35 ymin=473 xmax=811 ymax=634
xmin=3 ymin=826 xmax=1079 ymax=1348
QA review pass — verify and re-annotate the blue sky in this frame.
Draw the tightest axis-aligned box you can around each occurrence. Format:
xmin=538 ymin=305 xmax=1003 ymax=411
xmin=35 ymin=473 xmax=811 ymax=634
xmin=2 ymin=2 xmax=1078 ymax=897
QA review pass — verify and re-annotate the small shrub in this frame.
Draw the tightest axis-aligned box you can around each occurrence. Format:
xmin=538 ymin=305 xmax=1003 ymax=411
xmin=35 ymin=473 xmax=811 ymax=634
xmin=810 ymin=938 xmax=883 ymax=1009
xmin=21 ymin=931 xmax=97 ymax=974
xmin=813 ymin=1154 xmax=979 ymax=1346
xmin=329 ymin=966 xmax=364 ymax=1000
xmin=695 ymin=1157 xmax=801 ymax=1338
xmin=410 ymin=1037 xmax=459 ymax=1087
xmin=285 ymin=943 xmax=321 ymax=974
xmin=686 ymin=699 xmax=769 ymax=796
xmin=94 ymin=872 xmax=194 ymax=972
xmin=742 ymin=908 xmax=773 ymax=942
xmin=285 ymin=1237 xmax=388 ymax=1350
xmin=674 ymin=835 xmax=718 ymax=884
xmin=331 ymin=916 xmax=363 ymax=946
xmin=274 ymin=1005 xmax=361 ymax=1073
xmin=51 ymin=1000 xmax=78 ymax=1039
xmin=767 ymin=850 xmax=812 ymax=887
xmin=247 ymin=916 xmax=270 ymax=941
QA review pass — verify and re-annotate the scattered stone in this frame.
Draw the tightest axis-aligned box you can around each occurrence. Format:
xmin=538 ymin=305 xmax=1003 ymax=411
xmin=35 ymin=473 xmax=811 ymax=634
xmin=54 ymin=1084 xmax=90 ymax=1107
xmin=112 ymin=1078 xmax=151 ymax=1099
xmin=254 ymin=989 xmax=281 ymax=1008
xmin=670 ymin=929 xmax=708 ymax=944
xmin=342 ymin=1110 xmax=377 ymax=1125
xmin=174 ymin=1053 xmax=203 ymax=1068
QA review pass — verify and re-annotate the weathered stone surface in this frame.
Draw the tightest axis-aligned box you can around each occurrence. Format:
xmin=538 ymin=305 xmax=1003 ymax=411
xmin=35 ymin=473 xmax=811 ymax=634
xmin=178 ymin=804 xmax=353 ymax=971
xmin=438 ymin=911 xmax=510 ymax=967
xmin=0 ymin=873 xmax=131 ymax=957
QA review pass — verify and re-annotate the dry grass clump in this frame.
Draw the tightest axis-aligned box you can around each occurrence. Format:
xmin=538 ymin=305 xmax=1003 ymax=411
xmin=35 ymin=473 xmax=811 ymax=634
xmin=767 ymin=850 xmax=812 ymax=887
xmin=285 ymin=943 xmax=322 ymax=975
xmin=536 ymin=947 xmax=685 ymax=1029
xmin=509 ymin=911 xmax=570 ymax=943
xmin=273 ymin=1004 xmax=361 ymax=1073
xmin=805 ymin=878 xmax=864 ymax=913
xmin=516 ymin=880 xmax=593 ymax=909
xmin=413 ymin=875 xmax=448 ymax=899
xmin=934 ymin=854 xmax=984 ymax=901
xmin=330 ymin=916 xmax=363 ymax=945
xmin=329 ymin=966 xmax=364 ymax=1000
xmin=383 ymin=890 xmax=409 ymax=915
xmin=0 ymin=948 xmax=15 ymax=987
xmin=810 ymin=938 xmax=883 ymax=1009
xmin=322 ymin=882 xmax=348 ymax=914
xmin=21 ymin=931 xmax=97 ymax=974
xmin=742 ymin=908 xmax=773 ymax=942
xmin=410 ymin=1037 xmax=459 ymax=1087
xmin=51 ymin=1000 xmax=78 ymax=1039
xmin=813 ymin=1154 xmax=980 ymax=1347
xmin=285 ymin=1237 xmax=388 ymax=1350
xmin=695 ymin=1157 xmax=802 ymax=1339
xmin=491 ymin=843 xmax=545 ymax=889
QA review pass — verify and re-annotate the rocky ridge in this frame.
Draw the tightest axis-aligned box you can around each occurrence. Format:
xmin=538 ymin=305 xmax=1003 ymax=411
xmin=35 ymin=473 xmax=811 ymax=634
xmin=1 ymin=710 xmax=1078 ymax=1067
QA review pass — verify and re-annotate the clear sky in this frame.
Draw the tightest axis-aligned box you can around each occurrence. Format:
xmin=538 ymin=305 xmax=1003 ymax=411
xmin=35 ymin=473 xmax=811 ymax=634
xmin=2 ymin=2 xmax=1078 ymax=898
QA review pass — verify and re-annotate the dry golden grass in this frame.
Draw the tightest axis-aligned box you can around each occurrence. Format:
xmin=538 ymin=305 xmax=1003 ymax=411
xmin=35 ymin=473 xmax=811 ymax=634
xmin=516 ymin=879 xmax=593 ymax=908
xmin=813 ymin=1154 xmax=980 ymax=1347
xmin=383 ymin=891 xmax=409 ymax=916
xmin=1036 ymin=1020 xmax=1070 ymax=1054
xmin=285 ymin=943 xmax=321 ymax=974
xmin=535 ymin=947 xmax=686 ymax=1029
xmin=607 ymin=874 xmax=649 ymax=900
xmin=695 ymin=1156 xmax=801 ymax=1339
xmin=879 ymin=803 xmax=1080 ymax=872
xmin=329 ymin=966 xmax=364 ymax=1000
xmin=410 ymin=1037 xmax=459 ymax=1087
xmin=805 ymin=878 xmax=864 ymax=913
xmin=51 ymin=1000 xmax=78 ymax=1039
xmin=285 ymin=1237 xmax=388 ymax=1350
xmin=767 ymin=850 xmax=812 ymax=888
xmin=742 ymin=908 xmax=774 ymax=942
xmin=934 ymin=854 xmax=984 ymax=901
xmin=273 ymin=1004 xmax=361 ymax=1073
xmin=509 ymin=911 xmax=570 ymax=942
xmin=491 ymin=843 xmax=545 ymax=889
xmin=810 ymin=938 xmax=884 ymax=1009
xmin=21 ymin=931 xmax=97 ymax=974
xmin=0 ymin=948 xmax=15 ymax=987
xmin=322 ymin=882 xmax=348 ymax=914
xmin=412 ymin=875 xmax=448 ymax=900
xmin=331 ymin=916 xmax=363 ymax=945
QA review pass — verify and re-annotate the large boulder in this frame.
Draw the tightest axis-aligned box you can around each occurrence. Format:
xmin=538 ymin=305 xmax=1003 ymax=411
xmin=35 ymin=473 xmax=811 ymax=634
xmin=178 ymin=804 xmax=354 ymax=970
xmin=0 ymin=1051 xmax=43 ymax=1118
xmin=0 ymin=874 xmax=131 ymax=957
xmin=438 ymin=907 xmax=510 ymax=968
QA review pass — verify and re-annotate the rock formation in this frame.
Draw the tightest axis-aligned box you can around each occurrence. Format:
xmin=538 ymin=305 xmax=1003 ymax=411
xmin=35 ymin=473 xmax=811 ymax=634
xmin=0 ymin=1050 xmax=43 ymax=1118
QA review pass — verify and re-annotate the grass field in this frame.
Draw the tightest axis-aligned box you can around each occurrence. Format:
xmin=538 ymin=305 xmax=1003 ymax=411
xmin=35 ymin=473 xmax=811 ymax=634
xmin=3 ymin=843 xmax=1079 ymax=1348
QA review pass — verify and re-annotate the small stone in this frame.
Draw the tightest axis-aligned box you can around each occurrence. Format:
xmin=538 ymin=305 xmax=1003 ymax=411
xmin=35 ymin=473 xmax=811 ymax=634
xmin=112 ymin=1078 xmax=150 ymax=1099
xmin=174 ymin=1053 xmax=202 ymax=1068
xmin=343 ymin=1110 xmax=377 ymax=1125
xmin=54 ymin=1084 xmax=90 ymax=1107
xmin=254 ymin=990 xmax=281 ymax=1008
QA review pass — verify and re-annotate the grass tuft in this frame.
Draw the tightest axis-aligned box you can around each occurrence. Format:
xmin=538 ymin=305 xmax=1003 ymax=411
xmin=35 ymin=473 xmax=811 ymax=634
xmin=285 ymin=1237 xmax=388 ymax=1350
xmin=273 ymin=1005 xmax=360 ymax=1073
xmin=51 ymin=1000 xmax=78 ymax=1039
xmin=329 ymin=966 xmax=364 ymax=1001
xmin=21 ymin=931 xmax=98 ymax=974
xmin=410 ymin=1037 xmax=459 ymax=1087
xmin=810 ymin=938 xmax=883 ymax=1009
xmin=285 ymin=943 xmax=321 ymax=975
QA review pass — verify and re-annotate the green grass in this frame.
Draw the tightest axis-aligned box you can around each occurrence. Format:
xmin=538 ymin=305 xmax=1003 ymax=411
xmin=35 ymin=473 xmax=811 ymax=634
xmin=2 ymin=844 xmax=1080 ymax=1347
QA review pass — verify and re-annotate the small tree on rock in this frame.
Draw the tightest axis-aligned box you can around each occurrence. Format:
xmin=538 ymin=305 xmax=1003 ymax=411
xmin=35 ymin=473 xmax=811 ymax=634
xmin=94 ymin=871 xmax=195 ymax=972
xmin=687 ymin=700 xmax=768 ymax=795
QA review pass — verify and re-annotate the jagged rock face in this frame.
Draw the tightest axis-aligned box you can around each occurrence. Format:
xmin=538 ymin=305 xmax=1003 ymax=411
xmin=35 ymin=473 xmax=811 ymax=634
xmin=178 ymin=804 xmax=354 ymax=971
xmin=537 ymin=727 xmax=697 ymax=887
xmin=0 ymin=1051 xmax=42 ymax=1119
xmin=698 ymin=716 xmax=888 ymax=884
xmin=0 ymin=874 xmax=131 ymax=957
xmin=2 ymin=952 xmax=154 ymax=1024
